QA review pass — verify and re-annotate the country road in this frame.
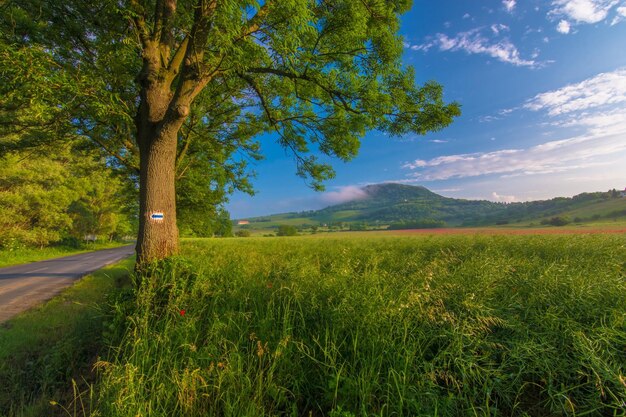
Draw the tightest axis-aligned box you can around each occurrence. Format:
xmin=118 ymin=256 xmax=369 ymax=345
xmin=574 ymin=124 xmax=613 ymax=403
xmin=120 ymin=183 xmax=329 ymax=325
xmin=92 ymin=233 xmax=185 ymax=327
xmin=0 ymin=245 xmax=135 ymax=323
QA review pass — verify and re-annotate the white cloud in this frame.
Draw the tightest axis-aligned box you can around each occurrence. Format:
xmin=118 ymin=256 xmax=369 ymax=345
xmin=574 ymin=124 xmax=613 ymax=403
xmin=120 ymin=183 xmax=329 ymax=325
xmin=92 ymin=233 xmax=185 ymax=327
xmin=491 ymin=192 xmax=517 ymax=202
xmin=549 ymin=0 xmax=623 ymax=30
xmin=503 ymin=0 xmax=517 ymax=13
xmin=611 ymin=5 xmax=626 ymax=23
xmin=463 ymin=13 xmax=471 ymax=19
xmin=411 ymin=28 xmax=539 ymax=67
xmin=553 ymin=0 xmax=618 ymax=23
xmin=433 ymin=188 xmax=461 ymax=193
xmin=480 ymin=115 xmax=499 ymax=123
xmin=491 ymin=23 xmax=510 ymax=35
xmin=555 ymin=107 xmax=626 ymax=136
xmin=524 ymin=68 xmax=626 ymax=115
xmin=430 ymin=139 xmax=449 ymax=143
xmin=321 ymin=186 xmax=368 ymax=204
xmin=557 ymin=19 xmax=572 ymax=32
xmin=480 ymin=107 xmax=517 ymax=123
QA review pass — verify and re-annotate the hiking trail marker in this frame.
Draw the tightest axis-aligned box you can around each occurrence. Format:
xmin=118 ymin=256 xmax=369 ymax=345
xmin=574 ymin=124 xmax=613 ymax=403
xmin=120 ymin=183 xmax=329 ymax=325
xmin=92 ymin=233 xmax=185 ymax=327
xmin=150 ymin=212 xmax=164 ymax=222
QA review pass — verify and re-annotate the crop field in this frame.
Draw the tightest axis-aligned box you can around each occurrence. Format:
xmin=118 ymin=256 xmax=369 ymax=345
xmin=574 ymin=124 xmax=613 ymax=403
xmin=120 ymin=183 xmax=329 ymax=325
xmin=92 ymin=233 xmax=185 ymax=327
xmin=95 ymin=234 xmax=626 ymax=416
xmin=387 ymin=226 xmax=626 ymax=236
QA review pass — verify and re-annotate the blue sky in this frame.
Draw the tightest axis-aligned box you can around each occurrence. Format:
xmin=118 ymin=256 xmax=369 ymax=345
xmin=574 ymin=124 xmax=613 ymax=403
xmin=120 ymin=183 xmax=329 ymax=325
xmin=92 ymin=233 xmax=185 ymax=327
xmin=226 ymin=0 xmax=626 ymax=219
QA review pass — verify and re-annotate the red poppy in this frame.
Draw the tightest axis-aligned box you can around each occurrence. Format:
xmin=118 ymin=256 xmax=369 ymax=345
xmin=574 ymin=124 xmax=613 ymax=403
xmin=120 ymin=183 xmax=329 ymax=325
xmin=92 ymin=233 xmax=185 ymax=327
xmin=179 ymin=309 xmax=186 ymax=316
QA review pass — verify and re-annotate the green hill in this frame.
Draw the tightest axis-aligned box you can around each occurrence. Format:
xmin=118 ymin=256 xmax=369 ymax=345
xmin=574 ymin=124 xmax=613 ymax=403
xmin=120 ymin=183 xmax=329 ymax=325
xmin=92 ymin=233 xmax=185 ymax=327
xmin=238 ymin=183 xmax=626 ymax=231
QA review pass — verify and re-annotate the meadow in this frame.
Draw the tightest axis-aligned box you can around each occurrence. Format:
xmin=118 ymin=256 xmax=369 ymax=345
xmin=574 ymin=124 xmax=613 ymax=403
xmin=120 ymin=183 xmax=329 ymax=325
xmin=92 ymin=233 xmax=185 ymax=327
xmin=93 ymin=233 xmax=626 ymax=416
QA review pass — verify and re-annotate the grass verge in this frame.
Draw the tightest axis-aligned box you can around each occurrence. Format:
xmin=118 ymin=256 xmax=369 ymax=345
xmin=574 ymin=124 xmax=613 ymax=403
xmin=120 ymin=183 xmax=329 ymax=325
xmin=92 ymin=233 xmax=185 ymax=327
xmin=0 ymin=257 xmax=134 ymax=417
xmin=0 ymin=242 xmax=132 ymax=269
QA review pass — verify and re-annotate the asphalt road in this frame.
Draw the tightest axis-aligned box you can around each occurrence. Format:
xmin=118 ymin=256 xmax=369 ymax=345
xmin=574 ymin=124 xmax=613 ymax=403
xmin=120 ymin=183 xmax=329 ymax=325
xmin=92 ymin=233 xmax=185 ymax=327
xmin=0 ymin=245 xmax=135 ymax=323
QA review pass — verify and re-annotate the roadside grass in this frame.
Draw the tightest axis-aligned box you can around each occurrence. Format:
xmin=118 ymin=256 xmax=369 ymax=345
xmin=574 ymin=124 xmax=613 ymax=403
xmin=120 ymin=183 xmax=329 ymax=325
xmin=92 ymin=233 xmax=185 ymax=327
xmin=0 ymin=241 xmax=132 ymax=269
xmin=97 ymin=234 xmax=626 ymax=416
xmin=0 ymin=257 xmax=134 ymax=417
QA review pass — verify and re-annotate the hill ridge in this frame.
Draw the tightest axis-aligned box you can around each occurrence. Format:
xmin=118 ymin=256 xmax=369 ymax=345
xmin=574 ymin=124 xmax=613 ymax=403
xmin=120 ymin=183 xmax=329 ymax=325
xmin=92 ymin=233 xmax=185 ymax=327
xmin=239 ymin=183 xmax=626 ymax=230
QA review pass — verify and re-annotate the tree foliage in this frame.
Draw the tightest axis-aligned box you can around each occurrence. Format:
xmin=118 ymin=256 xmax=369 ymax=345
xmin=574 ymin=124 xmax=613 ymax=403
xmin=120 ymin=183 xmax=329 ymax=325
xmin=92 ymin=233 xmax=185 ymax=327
xmin=0 ymin=146 xmax=136 ymax=249
xmin=277 ymin=224 xmax=298 ymax=236
xmin=2 ymin=0 xmax=459 ymax=183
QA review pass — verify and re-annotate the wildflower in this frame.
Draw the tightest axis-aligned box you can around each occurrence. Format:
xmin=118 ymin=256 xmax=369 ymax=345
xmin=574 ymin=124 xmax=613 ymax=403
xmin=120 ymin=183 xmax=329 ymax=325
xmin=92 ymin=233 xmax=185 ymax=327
xmin=257 ymin=340 xmax=267 ymax=357
xmin=180 ymin=309 xmax=186 ymax=316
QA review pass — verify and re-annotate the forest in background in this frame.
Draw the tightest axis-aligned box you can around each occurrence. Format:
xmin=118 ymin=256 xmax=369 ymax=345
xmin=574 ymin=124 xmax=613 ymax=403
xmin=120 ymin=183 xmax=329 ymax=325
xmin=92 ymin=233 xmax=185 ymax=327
xmin=0 ymin=142 xmax=234 ymax=250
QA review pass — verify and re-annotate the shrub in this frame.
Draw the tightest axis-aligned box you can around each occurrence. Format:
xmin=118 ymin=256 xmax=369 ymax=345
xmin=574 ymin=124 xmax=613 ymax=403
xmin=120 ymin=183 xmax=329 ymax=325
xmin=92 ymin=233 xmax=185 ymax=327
xmin=549 ymin=216 xmax=570 ymax=226
xmin=276 ymin=225 xmax=297 ymax=236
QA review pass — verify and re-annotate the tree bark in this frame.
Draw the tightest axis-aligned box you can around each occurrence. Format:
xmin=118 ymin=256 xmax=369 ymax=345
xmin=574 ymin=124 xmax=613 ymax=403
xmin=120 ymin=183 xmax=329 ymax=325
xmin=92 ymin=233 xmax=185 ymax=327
xmin=135 ymin=123 xmax=180 ymax=266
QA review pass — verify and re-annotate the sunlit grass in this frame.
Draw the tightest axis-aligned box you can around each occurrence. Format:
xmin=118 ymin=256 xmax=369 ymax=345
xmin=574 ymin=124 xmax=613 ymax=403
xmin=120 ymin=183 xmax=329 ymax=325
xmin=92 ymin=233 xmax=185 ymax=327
xmin=96 ymin=234 xmax=626 ymax=416
xmin=0 ymin=241 xmax=130 ymax=268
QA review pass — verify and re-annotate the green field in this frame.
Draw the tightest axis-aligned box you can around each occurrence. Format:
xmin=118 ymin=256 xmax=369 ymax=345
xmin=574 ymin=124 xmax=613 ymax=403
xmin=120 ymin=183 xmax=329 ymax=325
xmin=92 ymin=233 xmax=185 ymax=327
xmin=91 ymin=234 xmax=626 ymax=416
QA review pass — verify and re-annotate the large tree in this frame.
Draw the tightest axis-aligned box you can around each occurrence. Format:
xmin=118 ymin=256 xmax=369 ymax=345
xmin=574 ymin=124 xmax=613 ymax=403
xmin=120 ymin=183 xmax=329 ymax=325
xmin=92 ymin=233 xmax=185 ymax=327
xmin=2 ymin=0 xmax=460 ymax=264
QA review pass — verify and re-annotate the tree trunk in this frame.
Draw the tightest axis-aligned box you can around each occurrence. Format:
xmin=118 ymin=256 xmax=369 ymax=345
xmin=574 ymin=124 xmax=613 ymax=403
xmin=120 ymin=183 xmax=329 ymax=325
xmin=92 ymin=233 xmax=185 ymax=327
xmin=135 ymin=124 xmax=180 ymax=265
xmin=133 ymin=40 xmax=196 ymax=266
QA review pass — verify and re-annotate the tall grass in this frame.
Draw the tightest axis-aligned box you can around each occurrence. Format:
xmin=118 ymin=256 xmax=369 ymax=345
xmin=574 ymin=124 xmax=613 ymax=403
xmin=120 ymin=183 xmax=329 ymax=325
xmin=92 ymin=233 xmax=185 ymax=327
xmin=97 ymin=235 xmax=626 ymax=416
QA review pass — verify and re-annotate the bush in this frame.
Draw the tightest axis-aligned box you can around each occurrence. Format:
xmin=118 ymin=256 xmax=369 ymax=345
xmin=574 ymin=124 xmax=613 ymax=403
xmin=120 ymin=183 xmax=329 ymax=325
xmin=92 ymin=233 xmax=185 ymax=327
xmin=276 ymin=225 xmax=298 ymax=236
xmin=547 ymin=216 xmax=571 ymax=226
xmin=235 ymin=230 xmax=251 ymax=237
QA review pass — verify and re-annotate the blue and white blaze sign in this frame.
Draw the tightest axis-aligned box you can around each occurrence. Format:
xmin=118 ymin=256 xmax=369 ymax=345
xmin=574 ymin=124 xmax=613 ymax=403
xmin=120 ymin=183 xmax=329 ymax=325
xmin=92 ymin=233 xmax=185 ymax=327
xmin=150 ymin=212 xmax=164 ymax=222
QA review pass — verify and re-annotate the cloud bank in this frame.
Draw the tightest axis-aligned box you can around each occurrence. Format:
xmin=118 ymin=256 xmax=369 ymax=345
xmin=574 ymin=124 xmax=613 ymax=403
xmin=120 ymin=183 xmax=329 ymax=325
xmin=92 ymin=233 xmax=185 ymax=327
xmin=321 ymin=186 xmax=368 ymax=204
xmin=524 ymin=68 xmax=626 ymax=115
xmin=403 ymin=69 xmax=626 ymax=181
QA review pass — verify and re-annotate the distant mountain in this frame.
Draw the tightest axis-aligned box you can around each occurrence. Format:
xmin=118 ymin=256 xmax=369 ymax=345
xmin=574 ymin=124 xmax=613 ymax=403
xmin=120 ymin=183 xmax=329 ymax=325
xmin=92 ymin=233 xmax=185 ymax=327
xmin=240 ymin=183 xmax=626 ymax=230
xmin=313 ymin=183 xmax=503 ymax=225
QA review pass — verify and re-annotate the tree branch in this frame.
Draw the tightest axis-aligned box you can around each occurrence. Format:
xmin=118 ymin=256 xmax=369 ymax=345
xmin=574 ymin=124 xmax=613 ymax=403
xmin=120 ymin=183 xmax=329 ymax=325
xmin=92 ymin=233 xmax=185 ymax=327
xmin=167 ymin=36 xmax=189 ymax=76
xmin=153 ymin=0 xmax=177 ymax=43
xmin=246 ymin=67 xmax=363 ymax=115
xmin=236 ymin=72 xmax=275 ymax=124
xmin=176 ymin=112 xmax=196 ymax=169
xmin=167 ymin=0 xmax=217 ymax=115
xmin=237 ymin=72 xmax=316 ymax=178
xmin=237 ymin=2 xmax=272 ymax=40
xmin=128 ymin=0 xmax=151 ymax=48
